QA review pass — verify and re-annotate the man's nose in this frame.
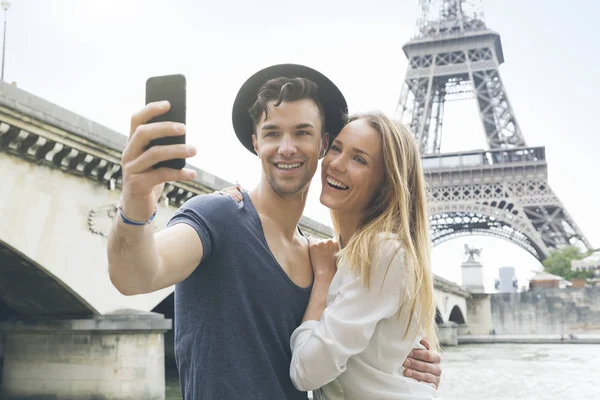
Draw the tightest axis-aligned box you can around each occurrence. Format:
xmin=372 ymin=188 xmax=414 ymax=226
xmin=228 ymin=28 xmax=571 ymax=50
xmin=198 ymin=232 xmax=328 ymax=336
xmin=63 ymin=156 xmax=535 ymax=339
xmin=278 ymin=136 xmax=297 ymax=157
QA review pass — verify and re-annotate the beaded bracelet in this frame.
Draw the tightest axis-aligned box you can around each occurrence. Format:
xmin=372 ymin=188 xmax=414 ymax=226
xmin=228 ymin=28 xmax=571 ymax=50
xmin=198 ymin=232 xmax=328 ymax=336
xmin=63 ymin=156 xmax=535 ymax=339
xmin=117 ymin=205 xmax=157 ymax=226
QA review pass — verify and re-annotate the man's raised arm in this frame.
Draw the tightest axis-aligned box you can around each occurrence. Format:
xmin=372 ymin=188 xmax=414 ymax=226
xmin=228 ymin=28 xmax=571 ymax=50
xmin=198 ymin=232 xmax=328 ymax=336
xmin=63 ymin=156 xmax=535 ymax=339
xmin=107 ymin=101 xmax=201 ymax=296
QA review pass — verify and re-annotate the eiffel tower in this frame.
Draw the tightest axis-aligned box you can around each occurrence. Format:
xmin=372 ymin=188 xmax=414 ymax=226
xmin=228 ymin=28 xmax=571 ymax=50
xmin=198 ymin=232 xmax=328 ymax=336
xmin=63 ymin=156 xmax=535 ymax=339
xmin=395 ymin=0 xmax=592 ymax=260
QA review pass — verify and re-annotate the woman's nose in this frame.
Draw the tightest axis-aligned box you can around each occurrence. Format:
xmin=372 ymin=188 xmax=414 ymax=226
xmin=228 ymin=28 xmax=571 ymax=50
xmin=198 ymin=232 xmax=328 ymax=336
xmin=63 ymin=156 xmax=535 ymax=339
xmin=329 ymin=154 xmax=346 ymax=173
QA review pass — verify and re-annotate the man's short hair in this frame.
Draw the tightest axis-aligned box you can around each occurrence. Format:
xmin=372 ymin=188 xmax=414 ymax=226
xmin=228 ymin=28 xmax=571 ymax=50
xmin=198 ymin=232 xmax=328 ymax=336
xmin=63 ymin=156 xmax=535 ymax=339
xmin=249 ymin=77 xmax=326 ymax=135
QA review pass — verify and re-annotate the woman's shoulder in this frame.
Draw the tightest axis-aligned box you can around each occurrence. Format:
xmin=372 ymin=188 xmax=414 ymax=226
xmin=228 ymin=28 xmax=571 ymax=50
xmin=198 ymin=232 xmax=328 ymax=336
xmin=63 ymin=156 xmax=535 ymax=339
xmin=372 ymin=233 xmax=407 ymax=272
xmin=366 ymin=233 xmax=410 ymax=293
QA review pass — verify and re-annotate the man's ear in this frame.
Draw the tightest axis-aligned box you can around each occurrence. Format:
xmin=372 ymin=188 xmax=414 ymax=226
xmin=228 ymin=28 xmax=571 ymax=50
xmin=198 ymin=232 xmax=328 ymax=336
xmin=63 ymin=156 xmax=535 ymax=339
xmin=319 ymin=133 xmax=330 ymax=159
xmin=252 ymin=134 xmax=259 ymax=156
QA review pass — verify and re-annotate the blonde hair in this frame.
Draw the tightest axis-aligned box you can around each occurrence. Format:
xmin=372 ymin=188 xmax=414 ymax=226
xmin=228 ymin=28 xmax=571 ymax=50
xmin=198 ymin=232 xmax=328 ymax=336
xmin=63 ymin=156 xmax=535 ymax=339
xmin=331 ymin=111 xmax=438 ymax=350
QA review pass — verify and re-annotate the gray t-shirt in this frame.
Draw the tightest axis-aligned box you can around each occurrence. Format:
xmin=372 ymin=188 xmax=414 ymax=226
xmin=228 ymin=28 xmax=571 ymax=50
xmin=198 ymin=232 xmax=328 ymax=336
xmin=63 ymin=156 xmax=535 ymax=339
xmin=167 ymin=190 xmax=312 ymax=400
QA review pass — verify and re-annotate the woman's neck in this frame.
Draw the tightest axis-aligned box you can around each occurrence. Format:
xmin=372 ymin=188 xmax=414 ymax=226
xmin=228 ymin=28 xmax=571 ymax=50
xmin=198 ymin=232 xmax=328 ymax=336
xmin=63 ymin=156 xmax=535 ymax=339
xmin=336 ymin=212 xmax=363 ymax=248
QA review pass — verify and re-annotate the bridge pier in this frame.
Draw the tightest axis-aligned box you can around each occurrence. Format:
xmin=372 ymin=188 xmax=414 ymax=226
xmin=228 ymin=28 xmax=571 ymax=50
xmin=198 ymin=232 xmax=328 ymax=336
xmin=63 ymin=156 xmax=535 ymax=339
xmin=438 ymin=322 xmax=459 ymax=346
xmin=0 ymin=310 xmax=171 ymax=400
xmin=466 ymin=293 xmax=493 ymax=335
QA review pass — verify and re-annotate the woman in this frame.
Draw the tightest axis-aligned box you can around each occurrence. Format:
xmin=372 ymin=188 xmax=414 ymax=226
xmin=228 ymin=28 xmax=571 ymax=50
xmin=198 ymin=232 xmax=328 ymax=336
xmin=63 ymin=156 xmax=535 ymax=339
xmin=223 ymin=111 xmax=439 ymax=399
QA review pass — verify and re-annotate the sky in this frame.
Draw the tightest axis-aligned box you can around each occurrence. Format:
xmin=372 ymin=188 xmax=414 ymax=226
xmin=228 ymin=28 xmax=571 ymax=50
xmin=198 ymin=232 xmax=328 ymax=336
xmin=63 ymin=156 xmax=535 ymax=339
xmin=4 ymin=0 xmax=599 ymax=291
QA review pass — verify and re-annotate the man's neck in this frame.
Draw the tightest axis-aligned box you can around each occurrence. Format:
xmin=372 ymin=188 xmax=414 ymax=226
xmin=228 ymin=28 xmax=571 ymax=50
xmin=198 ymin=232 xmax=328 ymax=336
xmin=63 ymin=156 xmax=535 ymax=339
xmin=249 ymin=180 xmax=309 ymax=240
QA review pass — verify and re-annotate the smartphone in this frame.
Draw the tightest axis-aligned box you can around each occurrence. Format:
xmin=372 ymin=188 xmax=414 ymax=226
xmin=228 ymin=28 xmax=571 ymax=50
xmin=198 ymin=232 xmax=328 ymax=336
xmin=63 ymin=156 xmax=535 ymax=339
xmin=145 ymin=74 xmax=187 ymax=169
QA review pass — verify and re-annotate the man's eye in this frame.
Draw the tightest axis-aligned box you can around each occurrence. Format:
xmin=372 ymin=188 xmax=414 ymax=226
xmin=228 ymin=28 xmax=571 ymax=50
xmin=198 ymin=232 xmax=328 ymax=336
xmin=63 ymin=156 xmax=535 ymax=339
xmin=265 ymin=131 xmax=278 ymax=137
xmin=296 ymin=130 xmax=309 ymax=136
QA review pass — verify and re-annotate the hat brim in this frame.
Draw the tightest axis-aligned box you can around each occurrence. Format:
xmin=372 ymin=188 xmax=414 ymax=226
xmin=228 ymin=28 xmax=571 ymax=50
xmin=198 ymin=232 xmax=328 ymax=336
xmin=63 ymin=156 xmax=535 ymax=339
xmin=232 ymin=64 xmax=348 ymax=155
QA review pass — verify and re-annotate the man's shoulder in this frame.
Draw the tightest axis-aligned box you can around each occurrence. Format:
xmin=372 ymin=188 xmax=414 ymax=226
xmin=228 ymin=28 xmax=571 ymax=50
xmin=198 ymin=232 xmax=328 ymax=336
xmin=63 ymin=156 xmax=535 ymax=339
xmin=169 ymin=193 xmax=251 ymax=230
xmin=180 ymin=192 xmax=240 ymax=214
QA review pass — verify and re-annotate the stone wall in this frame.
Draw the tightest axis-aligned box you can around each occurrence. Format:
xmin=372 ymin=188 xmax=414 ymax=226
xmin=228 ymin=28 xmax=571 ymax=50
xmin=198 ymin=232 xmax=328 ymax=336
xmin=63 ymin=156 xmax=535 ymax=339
xmin=0 ymin=312 xmax=170 ymax=400
xmin=538 ymin=288 xmax=600 ymax=312
xmin=490 ymin=288 xmax=600 ymax=335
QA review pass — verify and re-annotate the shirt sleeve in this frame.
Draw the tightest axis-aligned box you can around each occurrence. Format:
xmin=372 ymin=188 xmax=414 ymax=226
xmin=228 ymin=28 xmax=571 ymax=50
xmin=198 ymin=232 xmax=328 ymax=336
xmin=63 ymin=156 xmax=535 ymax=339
xmin=166 ymin=193 xmax=239 ymax=264
xmin=289 ymin=238 xmax=407 ymax=391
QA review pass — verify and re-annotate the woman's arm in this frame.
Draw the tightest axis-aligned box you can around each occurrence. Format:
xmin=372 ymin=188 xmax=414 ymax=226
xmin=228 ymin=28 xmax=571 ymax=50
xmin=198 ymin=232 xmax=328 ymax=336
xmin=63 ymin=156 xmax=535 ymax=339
xmin=301 ymin=277 xmax=332 ymax=323
xmin=301 ymin=238 xmax=338 ymax=323
xmin=290 ymin=240 xmax=405 ymax=391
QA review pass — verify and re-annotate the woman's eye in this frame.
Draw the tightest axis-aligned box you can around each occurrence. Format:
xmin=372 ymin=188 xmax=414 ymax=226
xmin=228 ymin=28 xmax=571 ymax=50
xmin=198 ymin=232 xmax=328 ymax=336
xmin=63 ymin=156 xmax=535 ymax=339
xmin=354 ymin=156 xmax=367 ymax=165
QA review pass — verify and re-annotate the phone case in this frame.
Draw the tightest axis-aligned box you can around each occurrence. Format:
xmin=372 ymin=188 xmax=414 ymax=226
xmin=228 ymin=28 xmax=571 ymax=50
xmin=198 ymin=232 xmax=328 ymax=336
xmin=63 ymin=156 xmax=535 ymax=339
xmin=145 ymin=74 xmax=187 ymax=170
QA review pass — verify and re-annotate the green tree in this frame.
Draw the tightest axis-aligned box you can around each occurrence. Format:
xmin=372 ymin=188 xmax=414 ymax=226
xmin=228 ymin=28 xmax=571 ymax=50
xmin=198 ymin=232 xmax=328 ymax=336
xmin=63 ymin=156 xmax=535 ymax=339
xmin=543 ymin=246 xmax=594 ymax=281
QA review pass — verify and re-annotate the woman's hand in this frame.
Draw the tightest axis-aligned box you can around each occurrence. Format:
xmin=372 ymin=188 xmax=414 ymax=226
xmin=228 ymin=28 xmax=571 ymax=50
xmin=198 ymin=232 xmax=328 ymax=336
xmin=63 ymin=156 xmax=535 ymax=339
xmin=403 ymin=337 xmax=443 ymax=389
xmin=301 ymin=238 xmax=338 ymax=324
xmin=214 ymin=184 xmax=243 ymax=202
xmin=308 ymin=238 xmax=338 ymax=281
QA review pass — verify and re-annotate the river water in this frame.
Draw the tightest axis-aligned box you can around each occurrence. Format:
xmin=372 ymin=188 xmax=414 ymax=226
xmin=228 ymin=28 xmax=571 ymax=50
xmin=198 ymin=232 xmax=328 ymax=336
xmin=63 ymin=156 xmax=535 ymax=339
xmin=166 ymin=343 xmax=600 ymax=399
xmin=437 ymin=343 xmax=599 ymax=399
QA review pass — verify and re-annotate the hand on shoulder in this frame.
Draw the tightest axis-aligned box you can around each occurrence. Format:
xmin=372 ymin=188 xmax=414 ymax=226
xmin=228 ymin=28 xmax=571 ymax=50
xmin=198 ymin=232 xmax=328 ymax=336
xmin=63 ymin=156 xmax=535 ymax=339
xmin=308 ymin=237 xmax=338 ymax=279
xmin=212 ymin=184 xmax=244 ymax=203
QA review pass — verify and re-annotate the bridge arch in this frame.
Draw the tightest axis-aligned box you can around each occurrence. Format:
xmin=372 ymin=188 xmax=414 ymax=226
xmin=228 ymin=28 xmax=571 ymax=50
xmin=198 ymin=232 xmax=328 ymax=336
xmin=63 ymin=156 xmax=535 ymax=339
xmin=433 ymin=282 xmax=468 ymax=328
xmin=429 ymin=203 xmax=548 ymax=260
xmin=448 ymin=305 xmax=466 ymax=325
xmin=0 ymin=240 xmax=97 ymax=317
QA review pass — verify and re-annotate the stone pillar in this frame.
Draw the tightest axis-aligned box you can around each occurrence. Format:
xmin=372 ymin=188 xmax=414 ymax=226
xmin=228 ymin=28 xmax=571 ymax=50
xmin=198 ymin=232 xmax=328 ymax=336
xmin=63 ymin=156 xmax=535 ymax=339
xmin=438 ymin=322 xmax=458 ymax=346
xmin=466 ymin=293 xmax=493 ymax=335
xmin=0 ymin=310 xmax=171 ymax=400
xmin=461 ymin=257 xmax=485 ymax=294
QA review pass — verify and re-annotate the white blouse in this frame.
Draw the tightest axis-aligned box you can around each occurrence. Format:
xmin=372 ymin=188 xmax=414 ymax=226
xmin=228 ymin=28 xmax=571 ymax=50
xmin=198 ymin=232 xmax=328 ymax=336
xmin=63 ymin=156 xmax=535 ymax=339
xmin=290 ymin=236 xmax=437 ymax=400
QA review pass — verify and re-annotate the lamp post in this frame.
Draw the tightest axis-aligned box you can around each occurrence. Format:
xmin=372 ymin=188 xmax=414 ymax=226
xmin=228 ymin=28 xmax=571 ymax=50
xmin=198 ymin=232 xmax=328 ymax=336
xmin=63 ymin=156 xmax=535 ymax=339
xmin=1 ymin=1 xmax=11 ymax=81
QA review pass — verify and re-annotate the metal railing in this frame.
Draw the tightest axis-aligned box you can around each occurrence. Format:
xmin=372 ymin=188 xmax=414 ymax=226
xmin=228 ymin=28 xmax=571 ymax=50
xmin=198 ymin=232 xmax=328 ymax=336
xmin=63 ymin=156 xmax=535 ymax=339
xmin=421 ymin=146 xmax=546 ymax=171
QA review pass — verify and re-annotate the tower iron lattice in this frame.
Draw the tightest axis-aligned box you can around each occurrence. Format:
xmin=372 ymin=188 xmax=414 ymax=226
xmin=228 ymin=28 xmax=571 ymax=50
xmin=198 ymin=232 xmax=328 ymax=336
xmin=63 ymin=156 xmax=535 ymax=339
xmin=395 ymin=0 xmax=591 ymax=260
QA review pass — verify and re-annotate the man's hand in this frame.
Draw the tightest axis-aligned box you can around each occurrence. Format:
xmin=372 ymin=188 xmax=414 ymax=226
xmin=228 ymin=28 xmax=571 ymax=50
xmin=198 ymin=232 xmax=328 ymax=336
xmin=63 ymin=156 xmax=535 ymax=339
xmin=403 ymin=337 xmax=442 ymax=389
xmin=121 ymin=101 xmax=197 ymax=221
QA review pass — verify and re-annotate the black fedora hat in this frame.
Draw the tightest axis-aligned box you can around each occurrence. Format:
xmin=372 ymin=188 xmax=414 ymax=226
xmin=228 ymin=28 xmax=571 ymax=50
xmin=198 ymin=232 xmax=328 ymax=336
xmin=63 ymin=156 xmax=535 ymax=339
xmin=232 ymin=63 xmax=348 ymax=154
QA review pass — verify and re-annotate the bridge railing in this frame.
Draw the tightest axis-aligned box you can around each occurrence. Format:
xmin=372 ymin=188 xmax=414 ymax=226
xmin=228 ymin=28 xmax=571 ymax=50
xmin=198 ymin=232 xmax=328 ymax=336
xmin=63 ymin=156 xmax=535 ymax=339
xmin=421 ymin=146 xmax=546 ymax=171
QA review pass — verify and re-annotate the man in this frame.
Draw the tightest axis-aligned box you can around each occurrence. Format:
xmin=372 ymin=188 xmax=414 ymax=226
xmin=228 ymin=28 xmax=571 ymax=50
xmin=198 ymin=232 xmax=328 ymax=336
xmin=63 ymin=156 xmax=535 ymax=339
xmin=107 ymin=64 xmax=441 ymax=399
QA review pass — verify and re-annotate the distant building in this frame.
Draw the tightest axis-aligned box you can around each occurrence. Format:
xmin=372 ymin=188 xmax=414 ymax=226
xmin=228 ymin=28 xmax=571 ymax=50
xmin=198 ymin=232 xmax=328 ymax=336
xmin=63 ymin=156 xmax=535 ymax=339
xmin=571 ymin=252 xmax=600 ymax=277
xmin=570 ymin=278 xmax=587 ymax=288
xmin=529 ymin=272 xmax=572 ymax=290
xmin=495 ymin=267 xmax=518 ymax=293
xmin=571 ymin=252 xmax=600 ymax=288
